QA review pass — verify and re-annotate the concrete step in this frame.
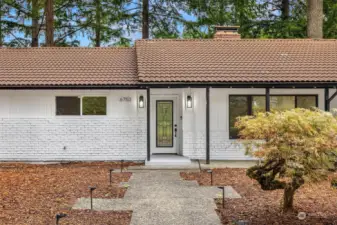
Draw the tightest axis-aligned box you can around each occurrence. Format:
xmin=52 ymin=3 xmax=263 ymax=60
xmin=145 ymin=154 xmax=192 ymax=166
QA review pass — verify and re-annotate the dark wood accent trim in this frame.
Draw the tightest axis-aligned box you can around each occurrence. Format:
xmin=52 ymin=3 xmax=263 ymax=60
xmin=206 ymin=87 xmax=210 ymax=164
xmin=325 ymin=88 xmax=330 ymax=111
xmin=266 ymin=88 xmax=270 ymax=112
xmin=147 ymin=87 xmax=151 ymax=161
xmin=328 ymin=89 xmax=337 ymax=105
xmin=2 ymin=83 xmax=337 ymax=90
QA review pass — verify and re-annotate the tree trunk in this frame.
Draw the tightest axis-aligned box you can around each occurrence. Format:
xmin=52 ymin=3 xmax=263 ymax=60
xmin=281 ymin=0 xmax=289 ymax=21
xmin=142 ymin=0 xmax=149 ymax=39
xmin=0 ymin=7 xmax=2 ymax=47
xmin=307 ymin=0 xmax=323 ymax=38
xmin=45 ymin=0 xmax=54 ymax=46
xmin=32 ymin=0 xmax=39 ymax=47
xmin=283 ymin=185 xmax=296 ymax=212
xmin=95 ymin=0 xmax=101 ymax=47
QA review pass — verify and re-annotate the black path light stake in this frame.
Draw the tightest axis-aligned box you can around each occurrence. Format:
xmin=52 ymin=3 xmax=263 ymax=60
xmin=197 ymin=159 xmax=202 ymax=172
xmin=218 ymin=186 xmax=225 ymax=209
xmin=121 ymin=160 xmax=124 ymax=172
xmin=89 ymin=186 xmax=97 ymax=210
xmin=55 ymin=213 xmax=67 ymax=225
xmin=109 ymin=169 xmax=114 ymax=186
xmin=207 ymin=169 xmax=213 ymax=185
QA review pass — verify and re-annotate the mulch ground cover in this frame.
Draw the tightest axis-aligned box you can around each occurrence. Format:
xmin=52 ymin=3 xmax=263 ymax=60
xmin=58 ymin=210 xmax=132 ymax=225
xmin=0 ymin=161 xmax=140 ymax=225
xmin=181 ymin=168 xmax=337 ymax=225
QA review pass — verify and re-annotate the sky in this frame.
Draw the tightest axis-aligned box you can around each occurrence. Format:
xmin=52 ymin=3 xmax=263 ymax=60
xmin=78 ymin=12 xmax=196 ymax=47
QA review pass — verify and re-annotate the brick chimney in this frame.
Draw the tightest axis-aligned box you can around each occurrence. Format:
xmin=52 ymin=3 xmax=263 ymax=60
xmin=214 ymin=26 xmax=241 ymax=39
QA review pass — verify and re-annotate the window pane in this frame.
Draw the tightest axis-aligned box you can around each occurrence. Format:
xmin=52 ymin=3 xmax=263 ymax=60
xmin=297 ymin=96 xmax=316 ymax=109
xmin=270 ymin=96 xmax=295 ymax=111
xmin=56 ymin=97 xmax=80 ymax=115
xmin=252 ymin=96 xmax=266 ymax=114
xmin=229 ymin=96 xmax=248 ymax=139
xmin=82 ymin=97 xmax=107 ymax=115
xmin=156 ymin=101 xmax=173 ymax=147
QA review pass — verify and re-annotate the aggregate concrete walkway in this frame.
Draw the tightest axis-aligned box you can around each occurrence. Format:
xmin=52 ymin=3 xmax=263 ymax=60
xmin=73 ymin=170 xmax=241 ymax=225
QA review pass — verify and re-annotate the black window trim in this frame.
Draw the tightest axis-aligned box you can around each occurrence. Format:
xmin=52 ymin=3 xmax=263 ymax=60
xmin=229 ymin=94 xmax=318 ymax=139
xmin=55 ymin=96 xmax=108 ymax=116
xmin=82 ymin=96 xmax=107 ymax=116
xmin=56 ymin=96 xmax=81 ymax=116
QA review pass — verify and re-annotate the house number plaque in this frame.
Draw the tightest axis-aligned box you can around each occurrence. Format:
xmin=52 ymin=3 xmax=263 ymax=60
xmin=120 ymin=97 xmax=132 ymax=102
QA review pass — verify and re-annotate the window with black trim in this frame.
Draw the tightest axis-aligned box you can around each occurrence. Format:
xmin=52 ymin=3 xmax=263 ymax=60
xmin=56 ymin=96 xmax=107 ymax=116
xmin=56 ymin=97 xmax=80 ymax=115
xmin=229 ymin=95 xmax=317 ymax=139
xmin=82 ymin=97 xmax=107 ymax=115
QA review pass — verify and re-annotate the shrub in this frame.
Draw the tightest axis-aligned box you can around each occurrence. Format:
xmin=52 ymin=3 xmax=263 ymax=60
xmin=236 ymin=108 xmax=337 ymax=212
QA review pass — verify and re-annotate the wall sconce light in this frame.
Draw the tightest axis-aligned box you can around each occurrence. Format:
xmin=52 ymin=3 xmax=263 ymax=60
xmin=139 ymin=95 xmax=144 ymax=108
xmin=186 ymin=95 xmax=192 ymax=108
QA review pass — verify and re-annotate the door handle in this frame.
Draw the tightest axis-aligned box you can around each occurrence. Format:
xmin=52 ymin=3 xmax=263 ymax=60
xmin=174 ymin=128 xmax=177 ymax=137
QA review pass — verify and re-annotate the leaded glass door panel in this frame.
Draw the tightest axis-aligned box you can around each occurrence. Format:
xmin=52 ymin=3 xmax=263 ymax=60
xmin=156 ymin=101 xmax=173 ymax=147
xmin=151 ymin=95 xmax=180 ymax=154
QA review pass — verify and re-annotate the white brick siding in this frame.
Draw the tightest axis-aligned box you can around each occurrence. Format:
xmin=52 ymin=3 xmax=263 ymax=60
xmin=0 ymin=88 xmax=330 ymax=161
xmin=0 ymin=117 xmax=146 ymax=161
xmin=182 ymin=131 xmax=206 ymax=159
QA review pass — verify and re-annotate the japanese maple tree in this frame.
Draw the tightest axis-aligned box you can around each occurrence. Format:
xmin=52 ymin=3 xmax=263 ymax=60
xmin=235 ymin=108 xmax=337 ymax=212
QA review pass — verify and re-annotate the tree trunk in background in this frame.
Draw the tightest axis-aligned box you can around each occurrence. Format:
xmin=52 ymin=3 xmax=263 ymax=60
xmin=142 ymin=0 xmax=149 ymax=39
xmin=45 ymin=0 xmax=54 ymax=46
xmin=0 ymin=6 xmax=2 ymax=47
xmin=281 ymin=0 xmax=289 ymax=21
xmin=95 ymin=0 xmax=101 ymax=47
xmin=307 ymin=0 xmax=323 ymax=38
xmin=31 ymin=0 xmax=39 ymax=47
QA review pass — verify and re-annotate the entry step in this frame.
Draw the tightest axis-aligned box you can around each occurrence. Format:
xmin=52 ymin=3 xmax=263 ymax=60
xmin=145 ymin=154 xmax=192 ymax=166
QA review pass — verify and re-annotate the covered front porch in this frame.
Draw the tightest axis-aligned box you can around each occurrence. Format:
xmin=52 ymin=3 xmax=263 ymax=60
xmin=144 ymin=84 xmax=337 ymax=164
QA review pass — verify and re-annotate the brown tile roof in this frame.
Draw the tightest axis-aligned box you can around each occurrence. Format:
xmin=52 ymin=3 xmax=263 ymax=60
xmin=135 ymin=39 xmax=337 ymax=83
xmin=1 ymin=39 xmax=337 ymax=87
xmin=0 ymin=47 xmax=138 ymax=86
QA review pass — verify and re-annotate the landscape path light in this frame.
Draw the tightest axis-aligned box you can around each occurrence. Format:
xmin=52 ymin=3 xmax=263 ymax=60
xmin=89 ymin=186 xmax=97 ymax=210
xmin=109 ymin=169 xmax=114 ymax=186
xmin=56 ymin=213 xmax=67 ymax=225
xmin=207 ymin=169 xmax=213 ymax=185
xmin=121 ymin=160 xmax=124 ymax=172
xmin=218 ymin=186 xmax=225 ymax=209
xmin=197 ymin=159 xmax=202 ymax=172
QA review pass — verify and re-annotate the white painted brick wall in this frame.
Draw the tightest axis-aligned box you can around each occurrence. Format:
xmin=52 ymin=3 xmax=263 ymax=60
xmin=210 ymin=131 xmax=253 ymax=160
xmin=0 ymin=117 xmax=146 ymax=161
xmin=182 ymin=131 xmax=206 ymax=159
xmin=0 ymin=88 xmax=327 ymax=162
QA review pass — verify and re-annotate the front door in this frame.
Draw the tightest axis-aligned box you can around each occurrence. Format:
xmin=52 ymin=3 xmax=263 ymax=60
xmin=151 ymin=96 xmax=180 ymax=154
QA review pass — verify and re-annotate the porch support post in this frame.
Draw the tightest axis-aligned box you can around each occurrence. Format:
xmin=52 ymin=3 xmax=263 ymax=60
xmin=266 ymin=88 xmax=270 ymax=112
xmin=206 ymin=87 xmax=210 ymax=164
xmin=325 ymin=88 xmax=330 ymax=112
xmin=147 ymin=87 xmax=151 ymax=161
